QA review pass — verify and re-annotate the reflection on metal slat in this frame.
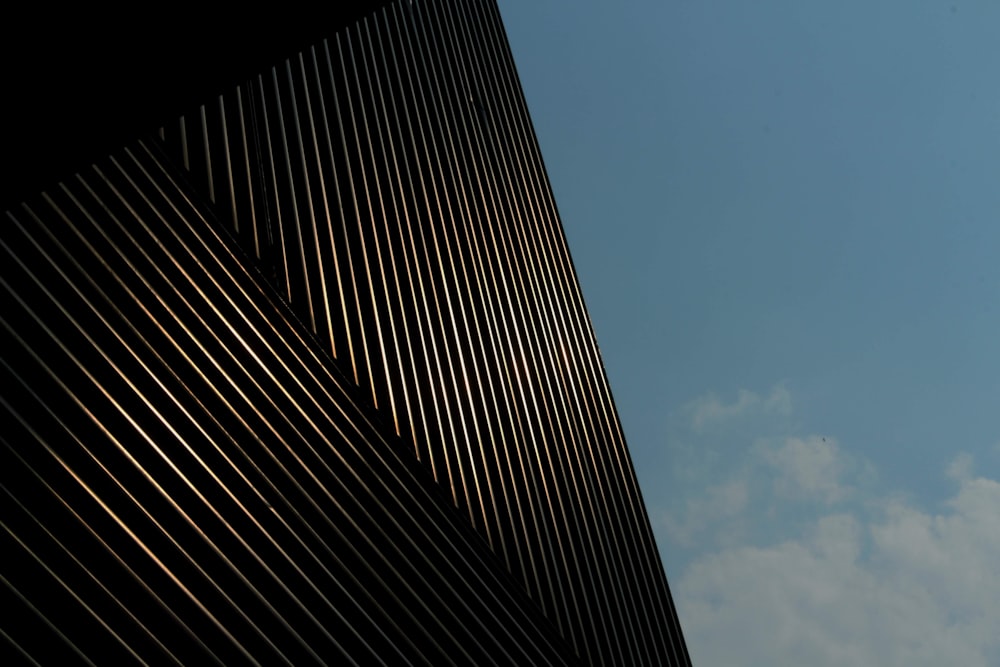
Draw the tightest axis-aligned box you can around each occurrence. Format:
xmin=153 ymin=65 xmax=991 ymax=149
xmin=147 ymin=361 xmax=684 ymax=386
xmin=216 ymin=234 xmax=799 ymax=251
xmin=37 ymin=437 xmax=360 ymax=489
xmin=5 ymin=171 xmax=572 ymax=664
xmin=0 ymin=345 xmax=259 ymax=663
xmin=218 ymin=95 xmax=239 ymax=235
xmin=5 ymin=117 xmax=580 ymax=663
xmin=437 ymin=2 xmax=590 ymax=650
xmin=355 ymin=21 xmax=417 ymax=442
xmin=0 ymin=425 xmax=222 ymax=665
xmin=404 ymin=4 xmax=496 ymax=545
xmin=478 ymin=2 xmax=687 ymax=658
xmin=405 ymin=4 xmax=513 ymax=567
xmin=1 ymin=517 xmax=147 ymax=665
xmin=94 ymin=159 xmax=484 ymax=663
xmin=1 ymin=573 xmax=98 ymax=667
xmin=457 ymin=5 xmax=629 ymax=658
xmin=0 ymin=277 xmax=293 ymax=666
xmin=6 ymin=0 xmax=692 ymax=663
xmin=347 ymin=22 xmax=405 ymax=444
xmin=12 ymin=188 xmax=368 ymax=664
xmin=0 ymin=624 xmax=44 ymax=667
xmin=12 ymin=201 xmax=361 ymax=666
xmin=139 ymin=140 xmax=572 ymax=656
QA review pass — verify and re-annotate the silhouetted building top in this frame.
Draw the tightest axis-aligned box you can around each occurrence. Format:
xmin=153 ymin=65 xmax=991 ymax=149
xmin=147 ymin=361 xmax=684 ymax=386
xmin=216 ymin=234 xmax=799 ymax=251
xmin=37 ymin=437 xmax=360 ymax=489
xmin=4 ymin=5 xmax=391 ymax=207
xmin=1 ymin=2 xmax=691 ymax=664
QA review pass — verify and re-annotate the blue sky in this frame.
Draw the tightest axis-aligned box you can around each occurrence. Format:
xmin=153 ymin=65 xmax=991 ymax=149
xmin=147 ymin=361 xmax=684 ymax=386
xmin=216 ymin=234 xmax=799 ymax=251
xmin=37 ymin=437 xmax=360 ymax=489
xmin=499 ymin=1 xmax=1000 ymax=664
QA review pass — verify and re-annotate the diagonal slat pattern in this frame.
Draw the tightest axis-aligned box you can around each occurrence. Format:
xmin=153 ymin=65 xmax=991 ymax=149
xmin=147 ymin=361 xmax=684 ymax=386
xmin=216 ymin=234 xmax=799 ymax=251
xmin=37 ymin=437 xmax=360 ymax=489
xmin=2 ymin=1 xmax=692 ymax=664
xmin=1 ymin=142 xmax=578 ymax=665
xmin=156 ymin=1 xmax=690 ymax=664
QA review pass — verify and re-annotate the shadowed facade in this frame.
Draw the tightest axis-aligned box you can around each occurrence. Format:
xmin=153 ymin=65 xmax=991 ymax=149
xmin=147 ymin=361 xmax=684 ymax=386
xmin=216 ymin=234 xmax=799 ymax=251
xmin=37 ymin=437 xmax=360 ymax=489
xmin=1 ymin=2 xmax=691 ymax=664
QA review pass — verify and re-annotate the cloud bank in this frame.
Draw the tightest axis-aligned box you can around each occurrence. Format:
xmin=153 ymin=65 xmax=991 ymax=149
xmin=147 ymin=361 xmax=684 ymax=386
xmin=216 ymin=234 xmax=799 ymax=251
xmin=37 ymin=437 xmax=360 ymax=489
xmin=659 ymin=387 xmax=1000 ymax=666
xmin=686 ymin=384 xmax=792 ymax=433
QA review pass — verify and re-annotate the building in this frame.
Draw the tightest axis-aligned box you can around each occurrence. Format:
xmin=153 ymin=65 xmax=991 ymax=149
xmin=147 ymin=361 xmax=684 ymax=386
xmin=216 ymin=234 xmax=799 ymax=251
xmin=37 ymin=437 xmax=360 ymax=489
xmin=1 ymin=2 xmax=691 ymax=664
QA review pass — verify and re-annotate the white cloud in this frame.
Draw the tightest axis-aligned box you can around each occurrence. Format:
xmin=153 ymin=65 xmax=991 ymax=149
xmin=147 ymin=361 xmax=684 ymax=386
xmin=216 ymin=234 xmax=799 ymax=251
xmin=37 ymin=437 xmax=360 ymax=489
xmin=673 ymin=455 xmax=1000 ymax=667
xmin=945 ymin=452 xmax=974 ymax=482
xmin=660 ymin=478 xmax=749 ymax=547
xmin=661 ymin=386 xmax=1000 ymax=665
xmin=760 ymin=435 xmax=851 ymax=505
xmin=686 ymin=384 xmax=792 ymax=432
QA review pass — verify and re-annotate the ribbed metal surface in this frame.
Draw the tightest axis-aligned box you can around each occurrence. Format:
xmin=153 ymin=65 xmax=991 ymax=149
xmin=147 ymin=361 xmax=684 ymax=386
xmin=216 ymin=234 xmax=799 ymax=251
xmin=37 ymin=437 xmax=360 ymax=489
xmin=2 ymin=2 xmax=691 ymax=664
xmin=156 ymin=1 xmax=690 ymax=664
xmin=1 ymin=142 xmax=579 ymax=664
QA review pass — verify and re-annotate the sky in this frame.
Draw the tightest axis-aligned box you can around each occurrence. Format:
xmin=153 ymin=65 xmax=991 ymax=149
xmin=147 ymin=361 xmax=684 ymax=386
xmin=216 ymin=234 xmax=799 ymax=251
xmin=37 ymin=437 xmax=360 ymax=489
xmin=498 ymin=1 xmax=1000 ymax=664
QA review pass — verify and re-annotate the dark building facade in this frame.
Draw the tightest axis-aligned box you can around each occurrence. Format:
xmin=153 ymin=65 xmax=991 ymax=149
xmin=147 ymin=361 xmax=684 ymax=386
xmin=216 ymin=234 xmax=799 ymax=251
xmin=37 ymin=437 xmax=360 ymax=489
xmin=1 ymin=2 xmax=691 ymax=664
